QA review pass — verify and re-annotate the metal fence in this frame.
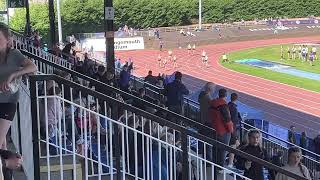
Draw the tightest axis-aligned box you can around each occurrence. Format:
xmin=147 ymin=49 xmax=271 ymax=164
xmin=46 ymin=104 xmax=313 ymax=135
xmin=28 ymin=74 xmax=307 ymax=180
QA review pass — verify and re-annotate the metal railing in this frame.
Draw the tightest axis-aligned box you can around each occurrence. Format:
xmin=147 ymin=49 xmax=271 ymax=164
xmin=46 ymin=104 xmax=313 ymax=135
xmin=28 ymin=74 xmax=307 ymax=180
xmin=182 ymin=97 xmax=320 ymax=179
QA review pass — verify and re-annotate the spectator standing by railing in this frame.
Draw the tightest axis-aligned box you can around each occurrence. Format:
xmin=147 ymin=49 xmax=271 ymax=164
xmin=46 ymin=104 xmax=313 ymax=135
xmin=228 ymin=93 xmax=242 ymax=139
xmin=314 ymin=134 xmax=320 ymax=158
xmin=275 ymin=147 xmax=311 ymax=180
xmin=300 ymin=132 xmax=308 ymax=155
xmin=198 ymin=82 xmax=215 ymax=126
xmin=288 ymin=125 xmax=296 ymax=145
xmin=209 ymin=88 xmax=233 ymax=172
xmin=164 ymin=72 xmax=189 ymax=116
xmin=119 ymin=63 xmax=133 ymax=92
xmin=62 ymin=41 xmax=76 ymax=62
xmin=0 ymin=23 xmax=37 ymax=180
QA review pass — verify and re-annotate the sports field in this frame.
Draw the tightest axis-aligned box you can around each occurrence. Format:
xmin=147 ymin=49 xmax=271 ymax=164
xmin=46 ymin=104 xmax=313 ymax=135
xmin=222 ymin=45 xmax=320 ymax=92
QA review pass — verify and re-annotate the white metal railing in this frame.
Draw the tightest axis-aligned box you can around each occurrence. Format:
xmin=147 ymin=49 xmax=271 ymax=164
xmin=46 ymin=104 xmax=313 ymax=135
xmin=31 ymin=78 xmax=250 ymax=180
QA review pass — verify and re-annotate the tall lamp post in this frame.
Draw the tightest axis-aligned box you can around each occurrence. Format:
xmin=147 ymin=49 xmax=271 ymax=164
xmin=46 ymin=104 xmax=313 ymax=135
xmin=104 ymin=0 xmax=115 ymax=75
xmin=48 ymin=0 xmax=56 ymax=47
xmin=198 ymin=0 xmax=202 ymax=30
xmin=56 ymin=0 xmax=62 ymax=45
xmin=25 ymin=0 xmax=31 ymax=35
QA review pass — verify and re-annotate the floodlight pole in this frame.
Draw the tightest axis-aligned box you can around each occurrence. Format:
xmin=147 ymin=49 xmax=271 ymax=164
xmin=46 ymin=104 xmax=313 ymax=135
xmin=48 ymin=0 xmax=56 ymax=47
xmin=25 ymin=0 xmax=31 ymax=35
xmin=198 ymin=0 xmax=202 ymax=30
xmin=57 ymin=0 xmax=62 ymax=44
xmin=104 ymin=0 xmax=115 ymax=75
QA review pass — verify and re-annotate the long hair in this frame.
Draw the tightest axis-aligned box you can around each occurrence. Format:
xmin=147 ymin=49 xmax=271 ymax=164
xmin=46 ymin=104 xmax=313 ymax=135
xmin=288 ymin=147 xmax=306 ymax=177
xmin=0 ymin=23 xmax=12 ymax=63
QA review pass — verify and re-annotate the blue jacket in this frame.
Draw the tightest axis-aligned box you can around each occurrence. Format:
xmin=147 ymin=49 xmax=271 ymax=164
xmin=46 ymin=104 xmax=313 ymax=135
xmin=164 ymin=80 xmax=189 ymax=106
xmin=119 ymin=70 xmax=130 ymax=87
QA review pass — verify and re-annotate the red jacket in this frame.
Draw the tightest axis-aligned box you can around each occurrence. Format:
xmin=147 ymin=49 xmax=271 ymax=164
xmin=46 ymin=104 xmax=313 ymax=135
xmin=210 ymin=98 xmax=234 ymax=136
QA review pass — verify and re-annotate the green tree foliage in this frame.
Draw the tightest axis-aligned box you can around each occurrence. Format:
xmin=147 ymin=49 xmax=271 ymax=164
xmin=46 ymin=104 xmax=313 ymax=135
xmin=10 ymin=3 xmax=49 ymax=40
xmin=8 ymin=0 xmax=320 ymax=42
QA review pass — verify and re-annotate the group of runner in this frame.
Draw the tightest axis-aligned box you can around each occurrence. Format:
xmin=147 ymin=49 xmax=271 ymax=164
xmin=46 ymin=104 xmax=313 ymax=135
xmin=157 ymin=43 xmax=211 ymax=70
xmin=281 ymin=45 xmax=317 ymax=66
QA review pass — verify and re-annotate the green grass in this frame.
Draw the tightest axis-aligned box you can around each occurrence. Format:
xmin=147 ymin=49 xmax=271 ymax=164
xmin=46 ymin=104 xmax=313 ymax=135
xmin=221 ymin=45 xmax=320 ymax=92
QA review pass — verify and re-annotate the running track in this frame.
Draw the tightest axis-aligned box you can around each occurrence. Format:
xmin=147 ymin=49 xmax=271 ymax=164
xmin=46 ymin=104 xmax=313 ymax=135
xmin=116 ymin=36 xmax=320 ymax=136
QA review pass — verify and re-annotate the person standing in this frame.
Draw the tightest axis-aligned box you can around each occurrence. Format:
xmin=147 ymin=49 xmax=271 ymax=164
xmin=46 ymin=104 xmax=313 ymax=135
xmin=209 ymin=88 xmax=234 ymax=171
xmin=300 ymin=132 xmax=308 ymax=155
xmin=275 ymin=147 xmax=311 ymax=180
xmin=164 ymin=72 xmax=189 ymax=116
xmin=313 ymin=134 xmax=320 ymax=160
xmin=192 ymin=44 xmax=196 ymax=55
xmin=159 ymin=40 xmax=163 ymax=52
xmin=228 ymin=93 xmax=242 ymax=139
xmin=0 ymin=23 xmax=37 ymax=179
xmin=312 ymin=46 xmax=317 ymax=60
xmin=198 ymin=82 xmax=215 ymax=126
xmin=187 ymin=44 xmax=191 ymax=55
xmin=288 ymin=125 xmax=296 ymax=145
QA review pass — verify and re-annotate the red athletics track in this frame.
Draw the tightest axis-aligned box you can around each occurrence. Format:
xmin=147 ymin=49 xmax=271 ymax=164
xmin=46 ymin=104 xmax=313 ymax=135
xmin=115 ymin=36 xmax=320 ymax=135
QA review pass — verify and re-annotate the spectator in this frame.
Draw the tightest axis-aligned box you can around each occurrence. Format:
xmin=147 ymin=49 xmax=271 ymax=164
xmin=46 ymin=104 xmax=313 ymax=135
xmin=227 ymin=136 xmax=240 ymax=168
xmin=119 ymin=62 xmax=133 ymax=91
xmin=62 ymin=41 xmax=76 ymax=60
xmin=269 ymin=150 xmax=284 ymax=180
xmin=48 ymin=43 xmax=62 ymax=57
xmin=32 ymin=31 xmax=41 ymax=48
xmin=288 ymin=125 xmax=296 ymax=145
xmin=228 ymin=93 xmax=242 ymax=138
xmin=198 ymin=82 xmax=215 ymax=126
xmin=314 ymin=134 xmax=320 ymax=157
xmin=236 ymin=129 xmax=268 ymax=180
xmin=275 ymin=147 xmax=311 ymax=180
xmin=0 ymin=23 xmax=37 ymax=179
xmin=164 ymin=71 xmax=189 ymax=115
xmin=145 ymin=70 xmax=157 ymax=85
xmin=209 ymin=88 xmax=233 ymax=171
xmin=300 ymin=132 xmax=307 ymax=155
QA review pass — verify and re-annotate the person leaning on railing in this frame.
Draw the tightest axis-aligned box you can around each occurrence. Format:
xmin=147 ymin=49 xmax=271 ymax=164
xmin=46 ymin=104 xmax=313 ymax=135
xmin=275 ymin=147 xmax=311 ymax=180
xmin=0 ymin=23 xmax=37 ymax=180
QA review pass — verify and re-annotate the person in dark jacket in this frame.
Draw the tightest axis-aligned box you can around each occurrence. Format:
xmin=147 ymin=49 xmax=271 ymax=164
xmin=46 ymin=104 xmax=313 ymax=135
xmin=164 ymin=71 xmax=189 ymax=115
xmin=269 ymin=150 xmax=284 ymax=180
xmin=62 ymin=41 xmax=76 ymax=60
xmin=314 ymin=134 xmax=320 ymax=159
xmin=236 ymin=129 xmax=269 ymax=180
xmin=288 ymin=125 xmax=296 ymax=145
xmin=228 ymin=93 xmax=242 ymax=139
xmin=144 ymin=70 xmax=158 ymax=85
xmin=300 ymin=132 xmax=308 ymax=155
xmin=198 ymin=82 xmax=215 ymax=126
xmin=119 ymin=63 xmax=133 ymax=91
xmin=209 ymin=88 xmax=233 ymax=171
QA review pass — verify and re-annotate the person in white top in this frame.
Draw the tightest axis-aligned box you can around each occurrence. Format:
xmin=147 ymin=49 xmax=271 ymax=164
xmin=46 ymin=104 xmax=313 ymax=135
xmin=312 ymin=46 xmax=317 ymax=60
xmin=192 ymin=44 xmax=196 ymax=55
xmin=187 ymin=44 xmax=191 ymax=55
xmin=222 ymin=53 xmax=229 ymax=63
xmin=201 ymin=50 xmax=206 ymax=65
xmin=173 ymin=55 xmax=177 ymax=68
xmin=168 ymin=50 xmax=173 ymax=62
xmin=301 ymin=46 xmax=308 ymax=62
xmin=157 ymin=54 xmax=162 ymax=68
xmin=275 ymin=147 xmax=311 ymax=180
xmin=291 ymin=46 xmax=296 ymax=60
xmin=298 ymin=46 xmax=302 ymax=60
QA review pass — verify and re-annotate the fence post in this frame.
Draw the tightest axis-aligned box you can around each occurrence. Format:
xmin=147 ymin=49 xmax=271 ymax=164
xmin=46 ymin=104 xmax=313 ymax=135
xmin=29 ymin=76 xmax=41 ymax=180
xmin=111 ymin=103 xmax=121 ymax=180
xmin=181 ymin=130 xmax=189 ymax=180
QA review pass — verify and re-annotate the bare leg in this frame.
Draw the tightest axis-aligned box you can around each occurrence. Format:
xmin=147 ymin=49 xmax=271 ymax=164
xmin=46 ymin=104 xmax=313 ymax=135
xmin=0 ymin=119 xmax=11 ymax=149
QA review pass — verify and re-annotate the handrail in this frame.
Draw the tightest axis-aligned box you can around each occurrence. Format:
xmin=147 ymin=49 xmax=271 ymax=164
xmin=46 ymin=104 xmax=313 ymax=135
xmin=29 ymin=74 xmax=308 ymax=180
xmin=21 ymin=50 xmax=215 ymax=134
